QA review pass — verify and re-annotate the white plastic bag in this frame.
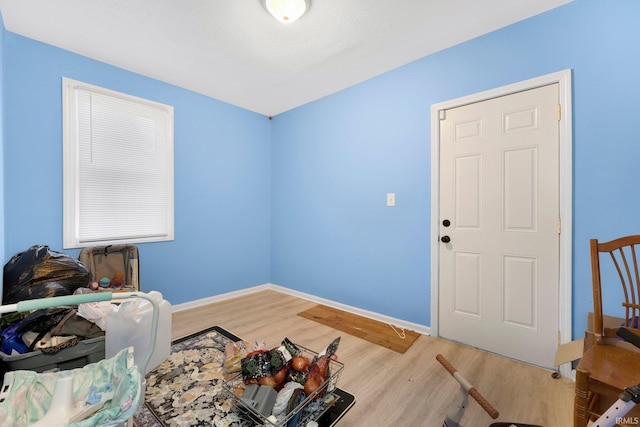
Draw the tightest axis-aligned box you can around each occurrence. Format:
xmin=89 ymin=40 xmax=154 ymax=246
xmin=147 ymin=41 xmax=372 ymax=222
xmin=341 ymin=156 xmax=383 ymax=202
xmin=77 ymin=301 xmax=115 ymax=331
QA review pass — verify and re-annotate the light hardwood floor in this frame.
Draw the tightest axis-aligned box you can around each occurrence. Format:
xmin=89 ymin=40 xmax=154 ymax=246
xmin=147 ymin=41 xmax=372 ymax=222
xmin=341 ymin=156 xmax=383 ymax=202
xmin=171 ymin=290 xmax=575 ymax=427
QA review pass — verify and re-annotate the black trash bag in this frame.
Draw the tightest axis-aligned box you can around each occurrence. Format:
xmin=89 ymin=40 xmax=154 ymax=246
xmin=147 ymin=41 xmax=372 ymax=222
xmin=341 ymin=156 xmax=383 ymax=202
xmin=3 ymin=245 xmax=91 ymax=304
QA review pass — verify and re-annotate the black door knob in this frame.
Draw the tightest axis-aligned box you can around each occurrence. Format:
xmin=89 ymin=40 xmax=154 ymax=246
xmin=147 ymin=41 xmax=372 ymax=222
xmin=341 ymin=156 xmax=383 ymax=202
xmin=441 ymin=235 xmax=451 ymax=243
xmin=442 ymin=219 xmax=451 ymax=227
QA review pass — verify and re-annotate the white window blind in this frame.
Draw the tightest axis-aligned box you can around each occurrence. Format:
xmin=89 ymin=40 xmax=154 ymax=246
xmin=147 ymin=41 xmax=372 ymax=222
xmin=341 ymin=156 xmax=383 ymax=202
xmin=63 ymin=78 xmax=174 ymax=248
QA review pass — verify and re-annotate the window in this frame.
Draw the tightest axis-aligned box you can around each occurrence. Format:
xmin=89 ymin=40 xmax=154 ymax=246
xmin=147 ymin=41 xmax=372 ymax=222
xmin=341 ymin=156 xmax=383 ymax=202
xmin=63 ymin=78 xmax=174 ymax=248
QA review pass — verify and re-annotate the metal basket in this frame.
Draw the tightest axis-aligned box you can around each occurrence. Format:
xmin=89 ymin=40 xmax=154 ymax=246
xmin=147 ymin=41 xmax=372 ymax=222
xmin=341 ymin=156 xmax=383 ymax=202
xmin=222 ymin=344 xmax=344 ymax=427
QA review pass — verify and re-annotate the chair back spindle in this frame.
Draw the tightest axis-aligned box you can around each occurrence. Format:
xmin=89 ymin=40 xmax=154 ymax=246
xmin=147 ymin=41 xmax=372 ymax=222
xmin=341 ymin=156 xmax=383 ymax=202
xmin=591 ymin=236 xmax=640 ymax=342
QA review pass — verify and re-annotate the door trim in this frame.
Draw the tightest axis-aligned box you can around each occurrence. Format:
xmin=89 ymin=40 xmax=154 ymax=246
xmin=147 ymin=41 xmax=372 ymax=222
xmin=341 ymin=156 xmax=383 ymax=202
xmin=430 ymin=69 xmax=573 ymax=376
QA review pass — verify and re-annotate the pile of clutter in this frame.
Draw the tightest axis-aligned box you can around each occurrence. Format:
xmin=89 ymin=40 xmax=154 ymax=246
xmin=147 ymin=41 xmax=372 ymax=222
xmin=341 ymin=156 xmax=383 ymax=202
xmin=0 ymin=245 xmax=163 ymax=368
xmin=1 ymin=245 xmax=98 ymax=356
xmin=1 ymin=301 xmax=105 ymax=356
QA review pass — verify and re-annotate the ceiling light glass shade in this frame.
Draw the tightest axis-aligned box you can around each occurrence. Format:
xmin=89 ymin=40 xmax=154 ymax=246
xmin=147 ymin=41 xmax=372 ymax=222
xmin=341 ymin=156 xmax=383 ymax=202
xmin=265 ymin=0 xmax=307 ymax=24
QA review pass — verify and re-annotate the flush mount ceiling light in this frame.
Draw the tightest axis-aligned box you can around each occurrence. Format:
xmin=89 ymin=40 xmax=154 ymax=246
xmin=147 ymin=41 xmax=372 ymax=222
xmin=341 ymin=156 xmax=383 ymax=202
xmin=265 ymin=0 xmax=308 ymax=24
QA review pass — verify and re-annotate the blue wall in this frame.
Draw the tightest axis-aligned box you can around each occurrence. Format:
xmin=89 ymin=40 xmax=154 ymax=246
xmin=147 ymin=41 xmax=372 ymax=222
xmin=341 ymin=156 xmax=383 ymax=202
xmin=2 ymin=33 xmax=272 ymax=305
xmin=2 ymin=0 xmax=639 ymax=340
xmin=271 ymin=0 xmax=640 ymax=337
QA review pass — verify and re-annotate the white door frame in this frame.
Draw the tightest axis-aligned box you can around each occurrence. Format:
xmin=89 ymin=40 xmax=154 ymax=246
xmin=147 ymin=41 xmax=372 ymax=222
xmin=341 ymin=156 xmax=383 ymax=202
xmin=430 ymin=69 xmax=573 ymax=376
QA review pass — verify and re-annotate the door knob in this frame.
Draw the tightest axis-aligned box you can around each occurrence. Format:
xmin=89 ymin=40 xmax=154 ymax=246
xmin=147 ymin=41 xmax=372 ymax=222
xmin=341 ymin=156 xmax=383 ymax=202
xmin=441 ymin=235 xmax=451 ymax=243
xmin=442 ymin=219 xmax=451 ymax=227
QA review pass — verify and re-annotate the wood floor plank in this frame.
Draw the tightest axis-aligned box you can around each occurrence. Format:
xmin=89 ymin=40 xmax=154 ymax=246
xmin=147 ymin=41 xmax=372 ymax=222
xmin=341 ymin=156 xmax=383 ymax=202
xmin=170 ymin=290 xmax=574 ymax=426
xmin=297 ymin=304 xmax=421 ymax=353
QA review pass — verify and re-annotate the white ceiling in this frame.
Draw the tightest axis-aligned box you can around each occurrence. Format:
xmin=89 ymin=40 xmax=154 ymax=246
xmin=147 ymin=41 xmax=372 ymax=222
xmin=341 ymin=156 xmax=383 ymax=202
xmin=0 ymin=0 xmax=572 ymax=117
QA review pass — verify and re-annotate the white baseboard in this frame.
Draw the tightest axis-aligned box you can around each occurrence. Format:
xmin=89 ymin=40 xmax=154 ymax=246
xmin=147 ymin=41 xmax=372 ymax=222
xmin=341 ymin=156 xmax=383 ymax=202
xmin=172 ymin=283 xmax=431 ymax=336
xmin=170 ymin=283 xmax=272 ymax=312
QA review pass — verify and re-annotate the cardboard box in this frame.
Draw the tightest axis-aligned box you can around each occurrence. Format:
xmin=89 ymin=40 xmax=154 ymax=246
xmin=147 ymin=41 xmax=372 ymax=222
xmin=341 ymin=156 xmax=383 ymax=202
xmin=554 ymin=312 xmax=640 ymax=367
xmin=584 ymin=312 xmax=640 ymax=354
xmin=554 ymin=338 xmax=584 ymax=366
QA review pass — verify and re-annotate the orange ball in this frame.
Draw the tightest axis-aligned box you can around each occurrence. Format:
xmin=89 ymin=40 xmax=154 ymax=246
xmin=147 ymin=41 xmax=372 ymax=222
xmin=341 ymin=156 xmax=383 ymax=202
xmin=111 ymin=271 xmax=124 ymax=288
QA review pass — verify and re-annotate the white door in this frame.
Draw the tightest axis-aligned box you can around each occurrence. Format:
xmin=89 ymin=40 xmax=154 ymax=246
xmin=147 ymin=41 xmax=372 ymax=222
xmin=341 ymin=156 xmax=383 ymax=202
xmin=438 ymin=84 xmax=559 ymax=368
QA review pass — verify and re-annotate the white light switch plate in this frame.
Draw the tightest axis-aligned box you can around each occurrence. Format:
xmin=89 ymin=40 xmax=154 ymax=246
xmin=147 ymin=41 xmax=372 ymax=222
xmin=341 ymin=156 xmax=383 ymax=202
xmin=387 ymin=193 xmax=395 ymax=207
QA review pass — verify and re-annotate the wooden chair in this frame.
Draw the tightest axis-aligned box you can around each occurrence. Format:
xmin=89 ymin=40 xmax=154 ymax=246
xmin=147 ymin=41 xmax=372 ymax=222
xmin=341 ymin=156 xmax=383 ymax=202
xmin=574 ymin=236 xmax=640 ymax=426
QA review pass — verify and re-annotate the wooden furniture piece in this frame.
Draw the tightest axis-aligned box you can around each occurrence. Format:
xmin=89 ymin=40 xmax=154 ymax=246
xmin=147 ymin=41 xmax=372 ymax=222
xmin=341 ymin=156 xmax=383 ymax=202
xmin=574 ymin=236 xmax=640 ymax=426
